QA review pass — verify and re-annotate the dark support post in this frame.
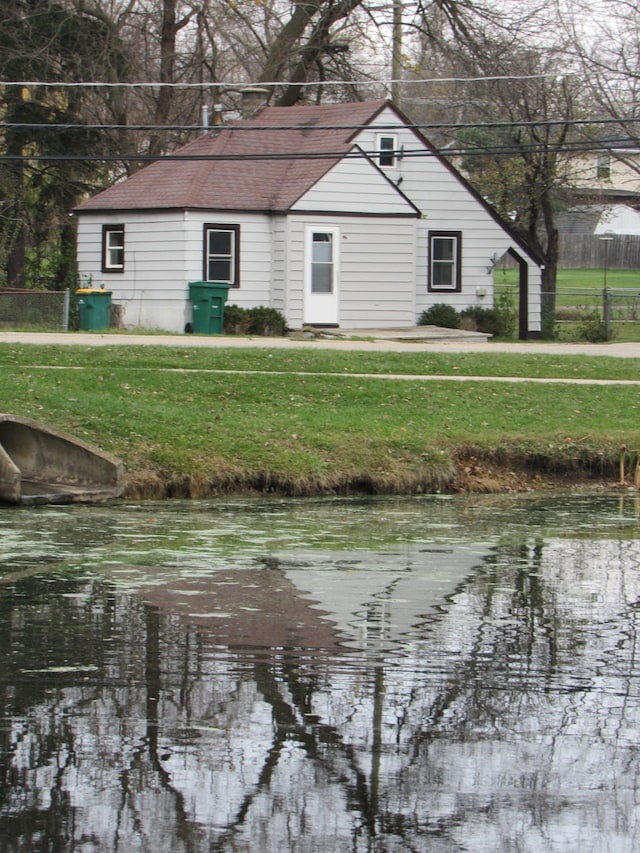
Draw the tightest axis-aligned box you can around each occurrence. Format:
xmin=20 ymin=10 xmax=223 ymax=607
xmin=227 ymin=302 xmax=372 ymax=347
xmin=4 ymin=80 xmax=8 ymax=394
xmin=507 ymin=247 xmax=530 ymax=340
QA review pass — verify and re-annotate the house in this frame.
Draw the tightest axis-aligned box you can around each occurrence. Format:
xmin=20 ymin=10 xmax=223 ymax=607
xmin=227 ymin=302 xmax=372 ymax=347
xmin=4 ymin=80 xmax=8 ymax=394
xmin=556 ymin=204 xmax=640 ymax=237
xmin=567 ymin=140 xmax=640 ymax=208
xmin=556 ymin=203 xmax=640 ymax=269
xmin=74 ymin=98 xmax=543 ymax=337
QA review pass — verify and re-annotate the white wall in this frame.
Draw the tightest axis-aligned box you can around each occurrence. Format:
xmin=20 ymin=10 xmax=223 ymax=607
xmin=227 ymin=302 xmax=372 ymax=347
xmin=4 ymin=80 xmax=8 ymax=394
xmin=285 ymin=214 xmax=417 ymax=329
xmin=353 ymin=107 xmax=543 ymax=332
xmin=76 ymin=211 xmax=190 ymax=332
xmin=291 ymin=152 xmax=418 ymax=216
xmin=289 ymin=145 xmax=419 ymax=328
xmin=77 ymin=210 xmax=273 ymax=333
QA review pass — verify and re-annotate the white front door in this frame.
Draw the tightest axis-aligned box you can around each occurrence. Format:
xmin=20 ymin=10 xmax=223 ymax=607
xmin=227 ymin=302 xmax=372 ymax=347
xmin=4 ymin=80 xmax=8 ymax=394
xmin=304 ymin=227 xmax=339 ymax=325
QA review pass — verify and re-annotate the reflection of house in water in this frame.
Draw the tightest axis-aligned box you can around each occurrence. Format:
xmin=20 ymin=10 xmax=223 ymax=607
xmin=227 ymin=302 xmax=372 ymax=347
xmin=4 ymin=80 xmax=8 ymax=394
xmin=279 ymin=544 xmax=491 ymax=650
xmin=138 ymin=543 xmax=491 ymax=653
xmin=6 ymin=532 xmax=640 ymax=851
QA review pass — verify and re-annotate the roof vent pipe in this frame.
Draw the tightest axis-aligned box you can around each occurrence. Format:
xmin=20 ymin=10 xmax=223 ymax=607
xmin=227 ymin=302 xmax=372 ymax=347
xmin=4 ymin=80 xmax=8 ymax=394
xmin=201 ymin=104 xmax=209 ymax=133
xmin=240 ymin=87 xmax=269 ymax=118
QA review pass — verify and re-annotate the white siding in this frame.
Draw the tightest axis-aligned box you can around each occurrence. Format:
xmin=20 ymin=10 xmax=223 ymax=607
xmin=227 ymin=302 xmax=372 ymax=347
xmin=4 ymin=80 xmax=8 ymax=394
xmin=286 ymin=214 xmax=417 ymax=328
xmin=271 ymin=216 xmax=288 ymax=314
xmin=76 ymin=211 xmax=190 ymax=332
xmin=183 ymin=211 xmax=272 ymax=313
xmin=350 ymin=107 xmax=543 ymax=331
xmin=292 ymin=152 xmax=418 ymax=215
xmin=77 ymin=210 xmax=273 ymax=333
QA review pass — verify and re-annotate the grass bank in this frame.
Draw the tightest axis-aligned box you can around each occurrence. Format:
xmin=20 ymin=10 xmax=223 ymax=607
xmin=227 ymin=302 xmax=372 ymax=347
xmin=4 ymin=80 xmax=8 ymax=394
xmin=2 ymin=342 xmax=640 ymax=498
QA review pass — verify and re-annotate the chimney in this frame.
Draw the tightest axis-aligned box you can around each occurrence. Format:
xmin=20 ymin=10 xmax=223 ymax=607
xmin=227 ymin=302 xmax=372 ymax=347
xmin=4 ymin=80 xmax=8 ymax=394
xmin=213 ymin=103 xmax=224 ymax=125
xmin=240 ymin=87 xmax=269 ymax=118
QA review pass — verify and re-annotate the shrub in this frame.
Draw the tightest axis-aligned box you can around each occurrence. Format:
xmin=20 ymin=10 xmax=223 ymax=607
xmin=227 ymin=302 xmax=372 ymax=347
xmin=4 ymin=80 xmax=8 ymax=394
xmin=418 ymin=303 xmax=459 ymax=329
xmin=223 ymin=305 xmax=287 ymax=336
xmin=223 ymin=304 xmax=252 ymax=335
xmin=247 ymin=306 xmax=288 ymax=336
xmin=494 ymin=291 xmax=517 ymax=339
xmin=459 ymin=306 xmax=510 ymax=337
xmin=541 ymin=304 xmax=558 ymax=340
xmin=576 ymin=312 xmax=611 ymax=343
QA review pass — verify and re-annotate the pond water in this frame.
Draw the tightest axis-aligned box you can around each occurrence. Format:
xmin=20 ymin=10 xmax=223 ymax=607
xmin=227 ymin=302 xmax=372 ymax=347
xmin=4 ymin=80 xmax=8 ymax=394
xmin=1 ymin=493 xmax=639 ymax=852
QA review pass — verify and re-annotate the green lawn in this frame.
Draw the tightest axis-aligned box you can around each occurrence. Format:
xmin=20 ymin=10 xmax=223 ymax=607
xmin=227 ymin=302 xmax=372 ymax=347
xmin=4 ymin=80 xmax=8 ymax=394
xmin=1 ymin=343 xmax=639 ymax=497
xmin=494 ymin=268 xmax=640 ymax=340
xmin=494 ymin=267 xmax=640 ymax=293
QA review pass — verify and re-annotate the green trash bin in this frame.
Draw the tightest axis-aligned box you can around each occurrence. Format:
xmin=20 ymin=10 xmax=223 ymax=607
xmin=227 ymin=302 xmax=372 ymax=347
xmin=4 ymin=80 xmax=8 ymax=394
xmin=77 ymin=289 xmax=112 ymax=331
xmin=188 ymin=281 xmax=231 ymax=335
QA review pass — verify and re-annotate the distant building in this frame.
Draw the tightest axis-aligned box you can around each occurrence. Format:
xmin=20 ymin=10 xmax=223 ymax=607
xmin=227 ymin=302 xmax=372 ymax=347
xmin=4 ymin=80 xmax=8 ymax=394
xmin=567 ymin=140 xmax=640 ymax=208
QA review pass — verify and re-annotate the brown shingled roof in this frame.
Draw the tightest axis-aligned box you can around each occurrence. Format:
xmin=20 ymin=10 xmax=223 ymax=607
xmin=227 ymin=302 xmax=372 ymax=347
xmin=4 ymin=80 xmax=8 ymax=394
xmin=75 ymin=100 xmax=389 ymax=213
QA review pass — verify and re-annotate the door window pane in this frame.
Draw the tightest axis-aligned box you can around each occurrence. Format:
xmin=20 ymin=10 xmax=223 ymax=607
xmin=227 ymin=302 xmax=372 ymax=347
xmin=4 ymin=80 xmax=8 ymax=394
xmin=311 ymin=233 xmax=333 ymax=293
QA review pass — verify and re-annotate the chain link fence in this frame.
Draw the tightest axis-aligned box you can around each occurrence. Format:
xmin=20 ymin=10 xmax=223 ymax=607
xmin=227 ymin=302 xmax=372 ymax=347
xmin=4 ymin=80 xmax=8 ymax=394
xmin=495 ymin=283 xmax=640 ymax=341
xmin=0 ymin=289 xmax=70 ymax=331
xmin=602 ymin=288 xmax=640 ymax=337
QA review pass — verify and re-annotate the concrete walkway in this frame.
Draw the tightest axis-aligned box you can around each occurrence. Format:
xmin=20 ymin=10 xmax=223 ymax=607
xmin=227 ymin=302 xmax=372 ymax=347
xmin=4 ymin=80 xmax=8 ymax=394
xmin=3 ymin=328 xmax=640 ymax=357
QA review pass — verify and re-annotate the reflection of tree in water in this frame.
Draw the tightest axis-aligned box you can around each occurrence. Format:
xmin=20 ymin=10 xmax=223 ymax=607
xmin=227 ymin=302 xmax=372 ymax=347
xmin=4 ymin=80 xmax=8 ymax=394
xmin=1 ymin=538 xmax=640 ymax=851
xmin=0 ymin=576 xmax=113 ymax=850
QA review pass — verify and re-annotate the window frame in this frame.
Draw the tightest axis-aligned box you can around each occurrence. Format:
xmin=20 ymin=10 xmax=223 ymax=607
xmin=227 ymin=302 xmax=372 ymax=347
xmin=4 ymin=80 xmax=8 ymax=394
xmin=102 ymin=224 xmax=125 ymax=273
xmin=377 ymin=133 xmax=397 ymax=168
xmin=202 ymin=223 xmax=240 ymax=287
xmin=428 ymin=231 xmax=462 ymax=292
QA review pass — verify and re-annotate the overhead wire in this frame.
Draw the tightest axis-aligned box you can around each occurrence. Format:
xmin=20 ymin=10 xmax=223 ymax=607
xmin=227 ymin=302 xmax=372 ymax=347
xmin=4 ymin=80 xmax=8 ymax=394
xmin=1 ymin=81 xmax=638 ymax=161
xmin=0 ymin=137 xmax=636 ymax=163
xmin=1 ymin=117 xmax=639 ymax=133
xmin=0 ymin=73 xmax=584 ymax=89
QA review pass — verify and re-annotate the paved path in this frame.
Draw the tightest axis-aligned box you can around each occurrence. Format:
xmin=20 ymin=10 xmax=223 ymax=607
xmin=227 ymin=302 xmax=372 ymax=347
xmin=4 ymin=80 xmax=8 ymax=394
xmin=3 ymin=329 xmax=640 ymax=358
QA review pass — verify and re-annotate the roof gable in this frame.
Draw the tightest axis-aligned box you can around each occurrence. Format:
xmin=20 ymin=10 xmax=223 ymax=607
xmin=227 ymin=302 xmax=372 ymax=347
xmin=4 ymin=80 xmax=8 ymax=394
xmin=292 ymin=144 xmax=421 ymax=216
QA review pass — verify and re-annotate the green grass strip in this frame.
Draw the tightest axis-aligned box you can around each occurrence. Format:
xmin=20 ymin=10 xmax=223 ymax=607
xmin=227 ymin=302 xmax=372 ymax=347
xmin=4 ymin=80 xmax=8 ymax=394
xmin=2 ymin=344 xmax=639 ymax=497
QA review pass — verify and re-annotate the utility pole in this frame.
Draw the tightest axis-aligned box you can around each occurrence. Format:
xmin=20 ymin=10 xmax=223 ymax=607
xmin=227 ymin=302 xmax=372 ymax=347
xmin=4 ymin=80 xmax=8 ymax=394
xmin=392 ymin=0 xmax=402 ymax=106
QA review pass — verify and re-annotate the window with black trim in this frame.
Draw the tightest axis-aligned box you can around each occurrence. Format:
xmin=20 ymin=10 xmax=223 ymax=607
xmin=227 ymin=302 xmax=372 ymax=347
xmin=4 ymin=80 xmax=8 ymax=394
xmin=428 ymin=232 xmax=461 ymax=292
xmin=377 ymin=134 xmax=397 ymax=167
xmin=102 ymin=224 xmax=124 ymax=272
xmin=203 ymin=224 xmax=240 ymax=286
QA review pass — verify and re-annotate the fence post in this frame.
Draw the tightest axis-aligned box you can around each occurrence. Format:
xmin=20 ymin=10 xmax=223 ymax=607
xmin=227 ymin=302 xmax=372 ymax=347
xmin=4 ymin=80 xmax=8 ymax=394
xmin=603 ymin=287 xmax=611 ymax=340
xmin=63 ymin=289 xmax=70 ymax=331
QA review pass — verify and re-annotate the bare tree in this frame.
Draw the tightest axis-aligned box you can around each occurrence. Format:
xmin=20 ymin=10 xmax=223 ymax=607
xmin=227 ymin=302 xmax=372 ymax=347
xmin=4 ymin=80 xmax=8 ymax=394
xmin=401 ymin=6 xmax=589 ymax=330
xmin=559 ymin=0 xmax=640 ymax=170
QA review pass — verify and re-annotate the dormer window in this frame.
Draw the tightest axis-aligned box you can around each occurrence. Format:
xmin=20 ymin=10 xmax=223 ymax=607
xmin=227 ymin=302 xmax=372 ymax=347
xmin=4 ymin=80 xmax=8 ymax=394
xmin=377 ymin=134 xmax=397 ymax=167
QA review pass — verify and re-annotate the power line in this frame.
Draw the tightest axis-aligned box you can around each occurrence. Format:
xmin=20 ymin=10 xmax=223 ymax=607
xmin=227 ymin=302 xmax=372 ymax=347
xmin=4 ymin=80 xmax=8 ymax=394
xmin=1 ymin=118 xmax=639 ymax=134
xmin=0 ymin=73 xmax=580 ymax=90
xmin=0 ymin=136 xmax=636 ymax=163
